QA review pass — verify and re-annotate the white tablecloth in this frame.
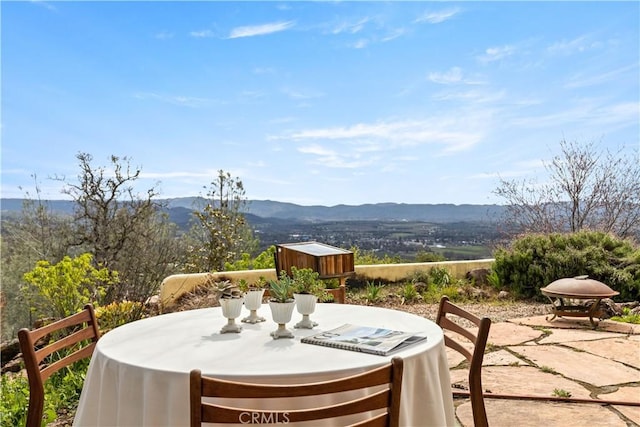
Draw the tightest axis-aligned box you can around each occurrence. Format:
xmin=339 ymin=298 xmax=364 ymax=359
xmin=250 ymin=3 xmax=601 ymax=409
xmin=73 ymin=304 xmax=455 ymax=426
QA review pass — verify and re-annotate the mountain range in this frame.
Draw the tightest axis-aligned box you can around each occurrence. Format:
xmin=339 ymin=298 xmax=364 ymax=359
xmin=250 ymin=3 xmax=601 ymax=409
xmin=1 ymin=197 xmax=506 ymax=223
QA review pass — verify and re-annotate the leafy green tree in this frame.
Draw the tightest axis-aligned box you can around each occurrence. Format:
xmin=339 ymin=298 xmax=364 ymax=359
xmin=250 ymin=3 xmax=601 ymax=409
xmin=494 ymin=139 xmax=640 ymax=239
xmin=185 ymin=170 xmax=258 ymax=272
xmin=350 ymin=246 xmax=403 ymax=265
xmin=224 ymin=246 xmax=276 ymax=271
xmin=23 ymin=253 xmax=116 ymax=319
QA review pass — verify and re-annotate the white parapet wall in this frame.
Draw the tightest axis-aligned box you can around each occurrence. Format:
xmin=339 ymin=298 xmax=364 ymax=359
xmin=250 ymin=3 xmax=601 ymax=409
xmin=159 ymin=258 xmax=495 ymax=308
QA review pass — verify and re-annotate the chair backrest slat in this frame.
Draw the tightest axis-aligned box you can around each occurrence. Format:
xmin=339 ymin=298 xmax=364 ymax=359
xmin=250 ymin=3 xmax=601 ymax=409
xmin=191 ymin=357 xmax=404 ymax=427
xmin=203 ymin=389 xmax=391 ymax=423
xmin=18 ymin=304 xmax=100 ymax=427
xmin=34 ymin=326 xmax=96 ymax=364
xmin=202 ymin=363 xmax=392 ymax=398
xmin=436 ymin=296 xmax=491 ymax=427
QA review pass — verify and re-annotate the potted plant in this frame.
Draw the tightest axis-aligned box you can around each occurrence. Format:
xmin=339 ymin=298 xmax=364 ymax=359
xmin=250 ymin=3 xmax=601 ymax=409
xmin=239 ymin=278 xmax=267 ymax=324
xmin=291 ymin=267 xmax=325 ymax=329
xmin=216 ymin=280 xmax=244 ymax=333
xmin=268 ymin=272 xmax=296 ymax=339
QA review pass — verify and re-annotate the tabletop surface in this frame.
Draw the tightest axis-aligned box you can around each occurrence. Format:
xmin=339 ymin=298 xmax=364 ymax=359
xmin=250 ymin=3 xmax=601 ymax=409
xmin=97 ymin=303 xmax=444 ymax=379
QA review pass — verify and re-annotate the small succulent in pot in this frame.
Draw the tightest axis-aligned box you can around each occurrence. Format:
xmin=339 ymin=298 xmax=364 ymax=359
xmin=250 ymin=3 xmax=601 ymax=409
xmin=215 ymin=280 xmax=244 ymax=299
xmin=238 ymin=277 xmax=268 ymax=293
xmin=291 ymin=267 xmax=325 ymax=297
xmin=268 ymin=272 xmax=295 ymax=303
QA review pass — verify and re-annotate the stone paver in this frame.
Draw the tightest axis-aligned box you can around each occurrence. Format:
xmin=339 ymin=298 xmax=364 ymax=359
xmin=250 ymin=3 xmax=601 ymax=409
xmin=445 ymin=346 xmax=467 ymax=368
xmin=605 ymin=386 xmax=640 ymax=424
xmin=456 ymin=399 xmax=628 ymax=427
xmin=510 ymin=344 xmax=640 ymax=387
xmin=488 ymin=322 xmax=543 ymax=346
xmin=513 ymin=315 xmax=640 ymax=334
xmin=538 ymin=328 xmax=624 ymax=344
xmin=566 ymin=337 xmax=640 ymax=369
xmin=482 ymin=349 xmax=524 ymax=366
xmin=450 ymin=365 xmax=592 ymax=398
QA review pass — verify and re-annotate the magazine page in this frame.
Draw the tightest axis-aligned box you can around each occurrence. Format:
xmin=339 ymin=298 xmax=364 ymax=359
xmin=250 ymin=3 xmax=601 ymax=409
xmin=301 ymin=324 xmax=427 ymax=355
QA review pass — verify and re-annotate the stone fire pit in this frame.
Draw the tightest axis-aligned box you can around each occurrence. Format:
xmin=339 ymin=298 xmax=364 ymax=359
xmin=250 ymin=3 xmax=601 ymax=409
xmin=540 ymin=275 xmax=619 ymax=329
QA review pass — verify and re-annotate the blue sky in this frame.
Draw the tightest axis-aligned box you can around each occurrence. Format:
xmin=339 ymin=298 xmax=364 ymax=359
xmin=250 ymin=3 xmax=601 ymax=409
xmin=2 ymin=1 xmax=638 ymax=206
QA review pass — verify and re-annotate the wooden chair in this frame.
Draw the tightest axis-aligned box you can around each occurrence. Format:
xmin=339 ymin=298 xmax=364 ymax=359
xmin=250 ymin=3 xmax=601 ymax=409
xmin=18 ymin=304 xmax=100 ymax=427
xmin=436 ymin=296 xmax=491 ymax=427
xmin=190 ymin=357 xmax=404 ymax=427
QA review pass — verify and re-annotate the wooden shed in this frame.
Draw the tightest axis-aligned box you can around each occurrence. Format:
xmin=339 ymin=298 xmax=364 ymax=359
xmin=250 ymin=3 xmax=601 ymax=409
xmin=274 ymin=241 xmax=355 ymax=290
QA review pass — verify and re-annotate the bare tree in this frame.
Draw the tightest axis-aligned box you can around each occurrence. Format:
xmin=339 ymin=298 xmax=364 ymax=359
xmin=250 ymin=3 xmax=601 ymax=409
xmin=1 ymin=178 xmax=75 ymax=338
xmin=494 ymin=139 xmax=640 ymax=239
xmin=185 ymin=170 xmax=258 ymax=272
xmin=61 ymin=153 xmax=182 ymax=303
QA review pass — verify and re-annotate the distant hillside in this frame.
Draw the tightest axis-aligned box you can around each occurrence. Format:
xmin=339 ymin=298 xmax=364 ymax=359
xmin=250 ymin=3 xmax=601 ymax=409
xmin=1 ymin=198 xmax=506 ymax=223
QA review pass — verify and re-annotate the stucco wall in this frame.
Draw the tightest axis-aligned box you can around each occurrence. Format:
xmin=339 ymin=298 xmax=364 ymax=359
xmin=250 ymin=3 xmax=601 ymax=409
xmin=159 ymin=259 xmax=495 ymax=307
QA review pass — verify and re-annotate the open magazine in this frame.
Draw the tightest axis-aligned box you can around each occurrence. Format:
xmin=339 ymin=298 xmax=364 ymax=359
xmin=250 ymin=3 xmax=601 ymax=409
xmin=301 ymin=323 xmax=427 ymax=356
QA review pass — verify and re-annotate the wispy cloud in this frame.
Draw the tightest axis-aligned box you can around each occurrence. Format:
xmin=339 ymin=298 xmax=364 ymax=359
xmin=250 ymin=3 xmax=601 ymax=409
xmin=509 ymin=100 xmax=639 ymax=129
xmin=428 ymin=67 xmax=489 ymax=86
xmin=547 ymin=34 xmax=602 ymax=55
xmin=415 ymin=7 xmax=461 ymax=24
xmin=330 ymin=17 xmax=370 ymax=35
xmin=29 ymin=0 xmax=57 ymax=11
xmin=428 ymin=67 xmax=463 ymax=84
xmin=133 ymin=92 xmax=219 ymax=108
xmin=155 ymin=31 xmax=174 ymax=40
xmin=141 ymin=170 xmax=218 ymax=179
xmin=381 ymin=28 xmax=406 ymax=42
xmin=281 ymin=87 xmax=324 ymax=100
xmin=190 ymin=30 xmax=216 ymax=38
xmin=268 ymin=116 xmax=297 ymax=125
xmin=432 ymin=88 xmax=506 ymax=104
xmin=228 ymin=21 xmax=295 ymax=39
xmin=281 ymin=117 xmax=487 ymax=157
xmin=564 ymin=63 xmax=638 ymax=88
xmin=297 ymin=144 xmax=377 ymax=169
xmin=239 ymin=90 xmax=265 ymax=100
xmin=351 ymin=39 xmax=369 ymax=49
xmin=478 ymin=45 xmax=516 ymax=63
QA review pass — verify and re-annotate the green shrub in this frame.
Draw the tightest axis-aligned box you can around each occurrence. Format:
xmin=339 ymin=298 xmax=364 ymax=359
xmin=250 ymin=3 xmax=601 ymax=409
xmin=408 ymin=270 xmax=431 ymax=285
xmin=421 ymin=284 xmax=463 ymax=303
xmin=429 ymin=267 xmax=451 ymax=286
xmin=1 ymin=373 xmax=30 ymax=427
xmin=22 ymin=253 xmax=116 ymax=319
xmin=224 ymin=246 xmax=276 ymax=271
xmin=364 ymin=281 xmax=383 ymax=303
xmin=493 ymin=231 xmax=639 ymax=300
xmin=487 ymin=269 xmax=501 ymax=290
xmin=350 ymin=246 xmax=403 ymax=265
xmin=0 ymin=360 xmax=89 ymax=427
xmin=400 ymin=284 xmax=418 ymax=303
xmin=611 ymin=307 xmax=640 ymax=324
xmin=95 ymin=300 xmax=143 ymax=333
xmin=415 ymin=251 xmax=446 ymax=262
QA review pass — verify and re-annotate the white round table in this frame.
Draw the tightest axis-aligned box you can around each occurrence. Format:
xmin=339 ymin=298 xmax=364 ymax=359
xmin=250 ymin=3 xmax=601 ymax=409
xmin=73 ymin=304 xmax=455 ymax=426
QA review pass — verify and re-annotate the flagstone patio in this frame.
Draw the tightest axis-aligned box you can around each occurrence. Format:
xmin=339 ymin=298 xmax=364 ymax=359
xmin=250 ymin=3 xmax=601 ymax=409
xmin=449 ymin=315 xmax=640 ymax=426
